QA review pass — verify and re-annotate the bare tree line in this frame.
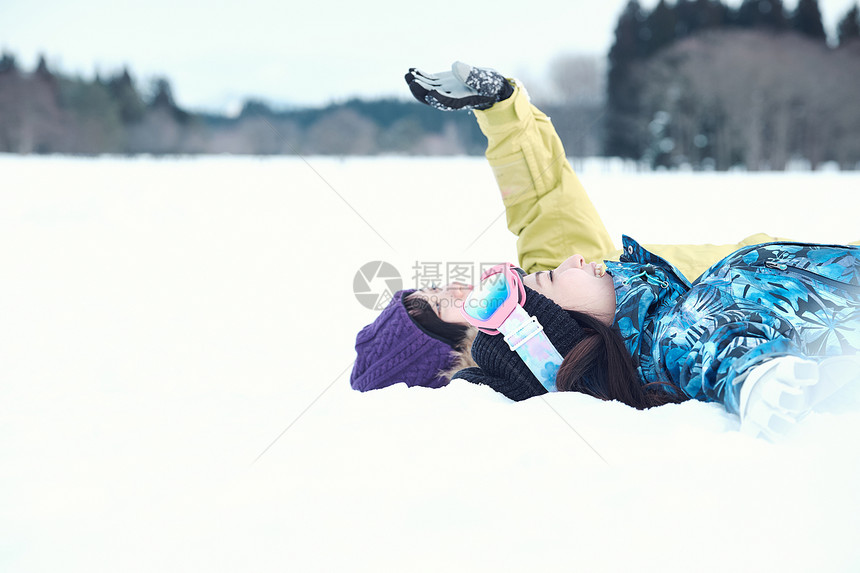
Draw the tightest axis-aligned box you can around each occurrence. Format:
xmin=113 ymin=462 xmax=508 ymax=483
xmin=635 ymin=30 xmax=860 ymax=170
xmin=0 ymin=53 xmax=489 ymax=156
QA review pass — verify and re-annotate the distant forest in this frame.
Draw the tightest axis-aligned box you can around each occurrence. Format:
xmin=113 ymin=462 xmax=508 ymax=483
xmin=607 ymin=0 xmax=860 ymax=170
xmin=1 ymin=0 xmax=859 ymax=170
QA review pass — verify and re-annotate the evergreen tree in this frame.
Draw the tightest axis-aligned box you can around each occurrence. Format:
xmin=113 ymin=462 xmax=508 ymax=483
xmin=34 ymin=55 xmax=51 ymax=78
xmin=609 ymin=0 xmax=647 ymax=66
xmin=735 ymin=0 xmax=787 ymax=30
xmin=26 ymin=54 xmax=63 ymax=153
xmin=692 ymin=0 xmax=731 ymax=29
xmin=765 ymin=0 xmax=788 ymax=29
xmin=150 ymin=77 xmax=190 ymax=124
xmin=791 ymin=0 xmax=826 ymax=41
xmin=151 ymin=77 xmax=175 ymax=108
xmin=0 ymin=52 xmax=18 ymax=74
xmin=0 ymin=52 xmax=23 ymax=151
xmin=32 ymin=54 xmax=60 ymax=99
xmin=32 ymin=54 xmax=60 ymax=98
xmin=674 ymin=0 xmax=699 ymax=38
xmin=837 ymin=4 xmax=860 ymax=45
xmin=606 ymin=0 xmax=647 ymax=158
xmin=239 ymin=99 xmax=275 ymax=118
xmin=108 ymin=68 xmax=146 ymax=124
xmin=643 ymin=0 xmax=679 ymax=55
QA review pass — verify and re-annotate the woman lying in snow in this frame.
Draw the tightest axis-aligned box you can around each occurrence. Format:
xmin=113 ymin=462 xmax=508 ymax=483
xmin=351 ymin=63 xmax=793 ymax=391
xmin=351 ymin=63 xmax=860 ymax=439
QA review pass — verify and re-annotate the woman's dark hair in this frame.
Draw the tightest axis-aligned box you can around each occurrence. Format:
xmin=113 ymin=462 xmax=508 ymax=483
xmin=404 ymin=293 xmax=471 ymax=351
xmin=556 ymin=310 xmax=687 ymax=409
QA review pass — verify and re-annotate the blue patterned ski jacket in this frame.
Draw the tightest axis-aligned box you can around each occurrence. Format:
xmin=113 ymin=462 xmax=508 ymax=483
xmin=604 ymin=236 xmax=860 ymax=414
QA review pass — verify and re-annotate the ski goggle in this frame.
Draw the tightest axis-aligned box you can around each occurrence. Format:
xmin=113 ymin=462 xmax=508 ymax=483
xmin=460 ymin=263 xmax=526 ymax=335
xmin=460 ymin=263 xmax=563 ymax=392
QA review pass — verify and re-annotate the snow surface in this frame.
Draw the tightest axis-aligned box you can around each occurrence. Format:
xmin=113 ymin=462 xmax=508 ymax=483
xmin=1 ymin=155 xmax=859 ymax=572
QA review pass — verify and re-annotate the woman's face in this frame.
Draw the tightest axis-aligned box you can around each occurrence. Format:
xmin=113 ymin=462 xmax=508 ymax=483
xmin=411 ymin=283 xmax=473 ymax=325
xmin=522 ymin=255 xmax=616 ymax=325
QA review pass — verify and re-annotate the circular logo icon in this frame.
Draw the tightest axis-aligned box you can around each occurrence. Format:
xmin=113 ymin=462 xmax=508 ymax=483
xmin=353 ymin=261 xmax=403 ymax=310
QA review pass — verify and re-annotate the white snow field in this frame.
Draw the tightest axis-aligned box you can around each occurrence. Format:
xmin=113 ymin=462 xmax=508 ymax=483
xmin=2 ymin=155 xmax=860 ymax=572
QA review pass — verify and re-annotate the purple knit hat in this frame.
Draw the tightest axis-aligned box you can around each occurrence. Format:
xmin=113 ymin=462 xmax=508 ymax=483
xmin=350 ymin=290 xmax=457 ymax=392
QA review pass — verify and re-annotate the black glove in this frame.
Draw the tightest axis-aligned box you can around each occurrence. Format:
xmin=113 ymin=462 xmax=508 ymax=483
xmin=404 ymin=61 xmax=514 ymax=111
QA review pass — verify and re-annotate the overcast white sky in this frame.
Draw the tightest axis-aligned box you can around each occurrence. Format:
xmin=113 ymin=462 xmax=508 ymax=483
xmin=1 ymin=0 xmax=856 ymax=112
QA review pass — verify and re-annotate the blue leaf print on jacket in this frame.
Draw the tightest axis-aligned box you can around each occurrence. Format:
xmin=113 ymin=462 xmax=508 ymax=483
xmin=607 ymin=236 xmax=860 ymax=415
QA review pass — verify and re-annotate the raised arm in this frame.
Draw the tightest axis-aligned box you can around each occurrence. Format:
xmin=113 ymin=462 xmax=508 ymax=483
xmin=472 ymin=84 xmax=616 ymax=272
xmin=406 ymin=63 xmax=615 ymax=273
